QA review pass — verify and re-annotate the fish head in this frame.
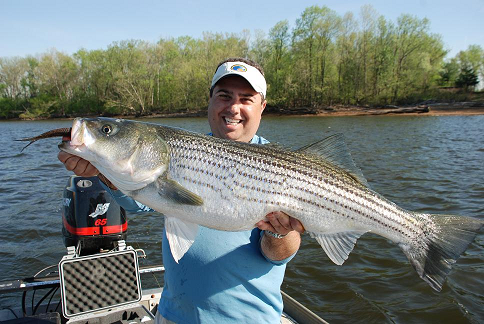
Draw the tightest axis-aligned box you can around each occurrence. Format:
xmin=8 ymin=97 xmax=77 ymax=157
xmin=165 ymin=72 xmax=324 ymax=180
xmin=59 ymin=117 xmax=169 ymax=191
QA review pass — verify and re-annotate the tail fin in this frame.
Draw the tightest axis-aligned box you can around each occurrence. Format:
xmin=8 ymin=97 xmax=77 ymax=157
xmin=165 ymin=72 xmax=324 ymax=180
xmin=400 ymin=214 xmax=482 ymax=291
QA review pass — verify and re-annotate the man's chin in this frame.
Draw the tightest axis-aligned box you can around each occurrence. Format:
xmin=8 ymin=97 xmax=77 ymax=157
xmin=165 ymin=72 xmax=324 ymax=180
xmin=217 ymin=129 xmax=243 ymax=141
xmin=218 ymin=123 xmax=240 ymax=135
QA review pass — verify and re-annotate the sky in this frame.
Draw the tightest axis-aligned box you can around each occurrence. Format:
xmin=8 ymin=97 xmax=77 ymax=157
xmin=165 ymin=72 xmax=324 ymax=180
xmin=1 ymin=0 xmax=483 ymax=59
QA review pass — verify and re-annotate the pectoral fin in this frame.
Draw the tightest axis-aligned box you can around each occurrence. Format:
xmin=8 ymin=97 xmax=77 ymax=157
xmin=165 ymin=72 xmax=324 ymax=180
xmin=157 ymin=178 xmax=204 ymax=206
xmin=309 ymin=231 xmax=366 ymax=265
xmin=165 ymin=217 xmax=199 ymax=263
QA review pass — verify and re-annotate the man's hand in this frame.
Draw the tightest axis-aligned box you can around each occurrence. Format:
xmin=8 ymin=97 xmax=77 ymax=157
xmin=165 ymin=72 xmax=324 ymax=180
xmin=256 ymin=211 xmax=305 ymax=235
xmin=256 ymin=211 xmax=304 ymax=261
xmin=58 ymin=151 xmax=117 ymax=190
xmin=58 ymin=151 xmax=99 ymax=176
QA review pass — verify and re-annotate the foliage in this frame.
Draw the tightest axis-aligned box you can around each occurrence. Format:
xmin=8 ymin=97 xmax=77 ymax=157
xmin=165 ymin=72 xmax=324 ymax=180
xmin=0 ymin=5 xmax=481 ymax=119
xmin=455 ymin=63 xmax=479 ymax=91
xmin=439 ymin=59 xmax=459 ymax=86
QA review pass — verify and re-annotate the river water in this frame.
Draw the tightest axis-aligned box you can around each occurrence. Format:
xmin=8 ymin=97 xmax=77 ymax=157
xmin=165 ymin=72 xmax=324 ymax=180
xmin=0 ymin=115 xmax=483 ymax=323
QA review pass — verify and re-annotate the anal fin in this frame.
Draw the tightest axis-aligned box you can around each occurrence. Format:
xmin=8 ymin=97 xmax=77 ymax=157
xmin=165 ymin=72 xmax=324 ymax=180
xmin=165 ymin=217 xmax=199 ymax=263
xmin=310 ymin=231 xmax=366 ymax=265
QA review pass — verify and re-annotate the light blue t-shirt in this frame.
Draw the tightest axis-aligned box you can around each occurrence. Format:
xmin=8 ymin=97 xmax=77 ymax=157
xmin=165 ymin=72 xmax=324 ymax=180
xmin=105 ymin=134 xmax=295 ymax=323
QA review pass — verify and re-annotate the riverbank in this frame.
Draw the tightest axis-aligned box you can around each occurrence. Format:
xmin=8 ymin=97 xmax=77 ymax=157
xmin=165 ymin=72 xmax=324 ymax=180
xmin=4 ymin=102 xmax=484 ymax=121
xmin=263 ymin=102 xmax=484 ymax=117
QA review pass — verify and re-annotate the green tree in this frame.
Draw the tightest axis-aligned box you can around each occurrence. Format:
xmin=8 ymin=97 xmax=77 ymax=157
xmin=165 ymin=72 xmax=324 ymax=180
xmin=356 ymin=5 xmax=378 ymax=103
xmin=292 ymin=5 xmax=341 ymax=106
xmin=100 ymin=40 xmax=161 ymax=116
xmin=439 ymin=59 xmax=459 ymax=87
xmin=266 ymin=20 xmax=291 ymax=105
xmin=455 ymin=63 xmax=479 ymax=91
xmin=455 ymin=45 xmax=483 ymax=89
xmin=33 ymin=50 xmax=80 ymax=117
xmin=335 ymin=12 xmax=358 ymax=104
xmin=0 ymin=56 xmax=38 ymax=118
xmin=0 ymin=56 xmax=30 ymax=100
xmin=370 ymin=16 xmax=394 ymax=103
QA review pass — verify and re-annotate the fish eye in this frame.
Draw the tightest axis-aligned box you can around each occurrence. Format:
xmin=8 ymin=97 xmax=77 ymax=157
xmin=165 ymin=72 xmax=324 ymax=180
xmin=101 ymin=124 xmax=113 ymax=135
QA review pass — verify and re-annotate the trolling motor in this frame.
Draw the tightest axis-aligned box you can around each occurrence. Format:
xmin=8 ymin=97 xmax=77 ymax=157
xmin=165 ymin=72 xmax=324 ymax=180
xmin=62 ymin=175 xmax=127 ymax=255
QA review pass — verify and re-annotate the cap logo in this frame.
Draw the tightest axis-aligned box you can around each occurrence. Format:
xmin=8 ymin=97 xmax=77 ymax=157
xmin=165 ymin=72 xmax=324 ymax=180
xmin=231 ymin=64 xmax=247 ymax=72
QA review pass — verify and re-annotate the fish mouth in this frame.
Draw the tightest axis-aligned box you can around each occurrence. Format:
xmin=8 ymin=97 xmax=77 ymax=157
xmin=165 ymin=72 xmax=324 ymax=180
xmin=61 ymin=134 xmax=71 ymax=144
xmin=58 ymin=118 xmax=86 ymax=152
xmin=69 ymin=118 xmax=84 ymax=146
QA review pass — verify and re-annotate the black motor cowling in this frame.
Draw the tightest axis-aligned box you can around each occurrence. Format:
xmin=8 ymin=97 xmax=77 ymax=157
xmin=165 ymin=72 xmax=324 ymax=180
xmin=62 ymin=175 xmax=127 ymax=255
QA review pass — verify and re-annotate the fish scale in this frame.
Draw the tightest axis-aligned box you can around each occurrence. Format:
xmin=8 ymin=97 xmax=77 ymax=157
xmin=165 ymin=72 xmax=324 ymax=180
xmin=50 ymin=117 xmax=482 ymax=291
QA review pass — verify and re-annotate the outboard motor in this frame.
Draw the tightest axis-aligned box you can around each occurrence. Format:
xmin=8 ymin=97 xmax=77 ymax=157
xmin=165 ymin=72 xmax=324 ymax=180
xmin=62 ymin=175 xmax=127 ymax=255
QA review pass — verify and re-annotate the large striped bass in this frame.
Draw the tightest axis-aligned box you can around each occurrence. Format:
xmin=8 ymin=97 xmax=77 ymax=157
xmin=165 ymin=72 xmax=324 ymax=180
xmin=54 ymin=117 xmax=481 ymax=291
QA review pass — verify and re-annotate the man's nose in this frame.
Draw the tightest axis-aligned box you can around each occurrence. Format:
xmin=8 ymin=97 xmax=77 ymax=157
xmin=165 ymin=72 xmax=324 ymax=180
xmin=226 ymin=102 xmax=241 ymax=114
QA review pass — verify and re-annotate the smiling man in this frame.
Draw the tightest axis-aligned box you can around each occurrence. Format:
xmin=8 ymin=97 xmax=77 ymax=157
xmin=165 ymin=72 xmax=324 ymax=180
xmin=58 ymin=57 xmax=304 ymax=324
xmin=207 ymin=60 xmax=267 ymax=143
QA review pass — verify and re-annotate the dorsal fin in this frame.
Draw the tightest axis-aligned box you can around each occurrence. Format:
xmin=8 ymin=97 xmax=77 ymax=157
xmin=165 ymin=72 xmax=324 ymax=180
xmin=262 ymin=142 xmax=285 ymax=150
xmin=296 ymin=134 xmax=369 ymax=187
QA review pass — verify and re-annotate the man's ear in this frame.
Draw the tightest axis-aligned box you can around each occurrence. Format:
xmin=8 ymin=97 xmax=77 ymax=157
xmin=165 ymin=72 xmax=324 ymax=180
xmin=261 ymin=100 xmax=267 ymax=113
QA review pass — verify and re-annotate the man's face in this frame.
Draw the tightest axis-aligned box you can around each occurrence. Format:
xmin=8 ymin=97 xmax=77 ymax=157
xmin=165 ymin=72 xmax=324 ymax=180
xmin=208 ymin=76 xmax=266 ymax=142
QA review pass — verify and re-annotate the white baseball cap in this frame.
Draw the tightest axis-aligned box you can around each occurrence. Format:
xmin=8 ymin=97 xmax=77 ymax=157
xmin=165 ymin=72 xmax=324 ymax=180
xmin=211 ymin=61 xmax=267 ymax=98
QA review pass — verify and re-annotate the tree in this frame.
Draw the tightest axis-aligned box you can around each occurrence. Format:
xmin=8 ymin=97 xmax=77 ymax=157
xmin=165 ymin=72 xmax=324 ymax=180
xmin=370 ymin=16 xmax=393 ymax=103
xmin=266 ymin=20 xmax=291 ymax=105
xmin=0 ymin=56 xmax=30 ymax=100
xmin=439 ymin=59 xmax=459 ymax=87
xmin=357 ymin=5 xmax=378 ymax=102
xmin=455 ymin=63 xmax=479 ymax=91
xmin=292 ymin=5 xmax=340 ymax=106
xmin=33 ymin=50 xmax=80 ymax=117
xmin=335 ymin=12 xmax=358 ymax=104
xmin=455 ymin=45 xmax=483 ymax=90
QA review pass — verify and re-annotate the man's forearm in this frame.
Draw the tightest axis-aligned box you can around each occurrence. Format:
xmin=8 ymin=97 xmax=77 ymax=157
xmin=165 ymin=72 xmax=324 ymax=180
xmin=261 ymin=231 xmax=301 ymax=261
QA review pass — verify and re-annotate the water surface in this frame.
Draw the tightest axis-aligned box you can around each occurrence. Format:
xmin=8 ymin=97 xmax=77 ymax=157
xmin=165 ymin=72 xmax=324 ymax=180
xmin=0 ymin=115 xmax=483 ymax=323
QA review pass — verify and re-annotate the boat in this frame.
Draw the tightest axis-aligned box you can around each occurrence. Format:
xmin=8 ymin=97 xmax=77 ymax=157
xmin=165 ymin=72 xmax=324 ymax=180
xmin=0 ymin=176 xmax=327 ymax=323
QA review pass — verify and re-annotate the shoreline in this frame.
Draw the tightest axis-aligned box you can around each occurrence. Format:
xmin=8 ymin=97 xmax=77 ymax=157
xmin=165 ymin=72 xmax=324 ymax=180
xmin=3 ymin=104 xmax=484 ymax=121
xmin=141 ymin=104 xmax=484 ymax=119
xmin=264 ymin=105 xmax=484 ymax=118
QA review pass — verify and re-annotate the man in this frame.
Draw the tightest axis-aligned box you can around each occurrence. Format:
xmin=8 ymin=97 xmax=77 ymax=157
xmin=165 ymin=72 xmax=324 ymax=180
xmin=58 ymin=58 xmax=304 ymax=323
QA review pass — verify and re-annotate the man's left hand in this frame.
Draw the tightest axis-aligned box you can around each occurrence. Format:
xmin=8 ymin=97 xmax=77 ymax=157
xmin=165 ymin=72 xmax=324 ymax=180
xmin=256 ymin=211 xmax=305 ymax=235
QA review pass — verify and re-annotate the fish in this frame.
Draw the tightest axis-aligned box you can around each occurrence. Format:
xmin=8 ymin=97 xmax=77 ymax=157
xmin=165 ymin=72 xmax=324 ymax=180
xmin=24 ymin=117 xmax=483 ymax=291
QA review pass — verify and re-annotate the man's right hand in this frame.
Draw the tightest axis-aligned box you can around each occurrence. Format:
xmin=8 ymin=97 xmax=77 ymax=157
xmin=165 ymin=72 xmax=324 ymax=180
xmin=58 ymin=151 xmax=99 ymax=176
xmin=58 ymin=151 xmax=117 ymax=190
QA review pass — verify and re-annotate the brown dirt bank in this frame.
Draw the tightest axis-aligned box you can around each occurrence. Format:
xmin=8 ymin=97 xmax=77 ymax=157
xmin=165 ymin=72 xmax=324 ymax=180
xmin=263 ymin=103 xmax=484 ymax=117
xmin=8 ymin=103 xmax=484 ymax=121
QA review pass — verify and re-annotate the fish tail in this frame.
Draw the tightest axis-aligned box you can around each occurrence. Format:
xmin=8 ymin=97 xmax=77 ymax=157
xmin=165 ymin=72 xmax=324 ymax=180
xmin=400 ymin=213 xmax=482 ymax=291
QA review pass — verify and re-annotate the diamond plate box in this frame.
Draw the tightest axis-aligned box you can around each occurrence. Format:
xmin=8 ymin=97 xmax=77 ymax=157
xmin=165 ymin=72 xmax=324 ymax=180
xmin=58 ymin=249 xmax=142 ymax=318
